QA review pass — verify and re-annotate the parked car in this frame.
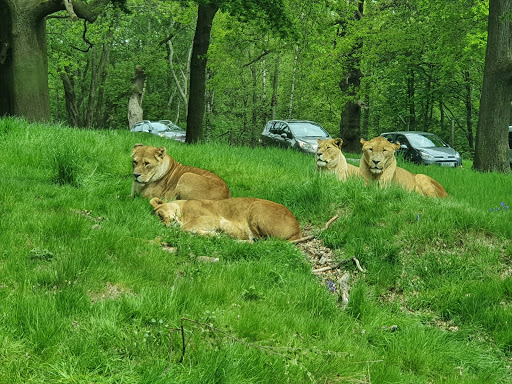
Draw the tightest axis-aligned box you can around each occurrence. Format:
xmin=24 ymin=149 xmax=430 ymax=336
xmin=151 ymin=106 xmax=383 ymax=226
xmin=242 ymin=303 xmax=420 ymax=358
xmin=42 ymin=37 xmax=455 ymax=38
xmin=381 ymin=131 xmax=462 ymax=167
xmin=130 ymin=120 xmax=186 ymax=142
xmin=260 ymin=120 xmax=331 ymax=154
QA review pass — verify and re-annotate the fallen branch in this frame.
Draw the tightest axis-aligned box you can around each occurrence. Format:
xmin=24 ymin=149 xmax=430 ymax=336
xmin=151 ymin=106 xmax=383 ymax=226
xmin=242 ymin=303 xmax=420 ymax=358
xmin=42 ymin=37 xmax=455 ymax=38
xmin=312 ymin=265 xmax=339 ymax=274
xmin=291 ymin=215 xmax=339 ymax=244
xmin=324 ymin=214 xmax=339 ymax=230
xmin=352 ymin=257 xmax=366 ymax=273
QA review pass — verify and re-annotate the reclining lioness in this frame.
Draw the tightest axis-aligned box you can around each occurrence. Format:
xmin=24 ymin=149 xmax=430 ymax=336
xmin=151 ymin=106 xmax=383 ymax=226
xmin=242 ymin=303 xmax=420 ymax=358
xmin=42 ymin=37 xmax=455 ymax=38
xmin=131 ymin=144 xmax=231 ymax=200
xmin=360 ymin=136 xmax=448 ymax=198
xmin=316 ymin=138 xmax=359 ymax=180
xmin=150 ymin=197 xmax=302 ymax=241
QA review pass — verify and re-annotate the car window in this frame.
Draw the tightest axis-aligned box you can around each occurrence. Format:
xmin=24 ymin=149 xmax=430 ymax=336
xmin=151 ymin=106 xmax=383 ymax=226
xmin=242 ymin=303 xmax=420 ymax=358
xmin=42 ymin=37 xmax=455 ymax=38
xmin=382 ymin=134 xmax=396 ymax=143
xmin=269 ymin=122 xmax=281 ymax=134
xmin=396 ymin=134 xmax=408 ymax=146
xmin=408 ymin=134 xmax=446 ymax=148
xmin=288 ymin=122 xmax=328 ymax=138
xmin=149 ymin=123 xmax=168 ymax=132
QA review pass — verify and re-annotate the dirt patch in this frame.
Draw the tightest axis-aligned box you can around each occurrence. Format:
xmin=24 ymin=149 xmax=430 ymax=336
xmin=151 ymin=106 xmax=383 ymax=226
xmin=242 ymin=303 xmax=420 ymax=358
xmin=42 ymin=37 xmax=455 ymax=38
xmin=88 ymin=282 xmax=134 ymax=303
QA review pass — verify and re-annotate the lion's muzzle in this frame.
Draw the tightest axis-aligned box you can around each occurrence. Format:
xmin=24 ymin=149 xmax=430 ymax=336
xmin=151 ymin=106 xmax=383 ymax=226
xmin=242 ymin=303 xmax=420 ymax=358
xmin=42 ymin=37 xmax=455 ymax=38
xmin=133 ymin=173 xmax=145 ymax=183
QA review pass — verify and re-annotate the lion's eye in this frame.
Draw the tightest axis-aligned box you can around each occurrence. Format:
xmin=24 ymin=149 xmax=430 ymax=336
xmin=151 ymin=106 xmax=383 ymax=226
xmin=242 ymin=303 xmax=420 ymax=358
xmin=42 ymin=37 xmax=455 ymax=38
xmin=133 ymin=160 xmax=138 ymax=165
xmin=144 ymin=162 xmax=150 ymax=166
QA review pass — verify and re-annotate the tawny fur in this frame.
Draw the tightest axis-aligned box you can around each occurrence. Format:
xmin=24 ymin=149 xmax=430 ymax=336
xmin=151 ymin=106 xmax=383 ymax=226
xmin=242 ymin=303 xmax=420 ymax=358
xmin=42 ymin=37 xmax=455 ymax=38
xmin=131 ymin=144 xmax=231 ymax=200
xmin=359 ymin=136 xmax=448 ymax=198
xmin=150 ymin=197 xmax=302 ymax=241
xmin=316 ymin=138 xmax=359 ymax=181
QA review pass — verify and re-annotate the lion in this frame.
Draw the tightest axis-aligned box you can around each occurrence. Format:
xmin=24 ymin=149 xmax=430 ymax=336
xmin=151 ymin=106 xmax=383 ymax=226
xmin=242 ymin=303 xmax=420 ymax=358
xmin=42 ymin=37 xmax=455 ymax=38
xmin=131 ymin=144 xmax=231 ymax=200
xmin=359 ymin=136 xmax=448 ymax=198
xmin=316 ymin=138 xmax=359 ymax=180
xmin=149 ymin=197 xmax=302 ymax=241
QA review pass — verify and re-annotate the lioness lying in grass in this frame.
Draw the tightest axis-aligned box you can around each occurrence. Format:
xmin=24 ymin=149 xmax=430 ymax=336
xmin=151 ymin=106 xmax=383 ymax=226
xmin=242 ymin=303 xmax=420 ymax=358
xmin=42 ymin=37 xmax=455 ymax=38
xmin=360 ymin=136 xmax=448 ymax=198
xmin=150 ymin=197 xmax=302 ymax=241
xmin=132 ymin=144 xmax=231 ymax=200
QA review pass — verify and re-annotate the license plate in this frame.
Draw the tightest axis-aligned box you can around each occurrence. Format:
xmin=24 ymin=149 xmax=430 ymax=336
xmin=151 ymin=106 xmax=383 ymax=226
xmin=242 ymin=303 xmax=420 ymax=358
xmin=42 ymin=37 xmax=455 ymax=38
xmin=440 ymin=162 xmax=456 ymax=167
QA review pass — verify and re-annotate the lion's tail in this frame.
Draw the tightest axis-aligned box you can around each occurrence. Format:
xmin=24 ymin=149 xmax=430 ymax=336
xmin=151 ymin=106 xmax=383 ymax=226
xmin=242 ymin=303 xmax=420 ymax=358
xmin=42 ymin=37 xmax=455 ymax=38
xmin=415 ymin=174 xmax=449 ymax=198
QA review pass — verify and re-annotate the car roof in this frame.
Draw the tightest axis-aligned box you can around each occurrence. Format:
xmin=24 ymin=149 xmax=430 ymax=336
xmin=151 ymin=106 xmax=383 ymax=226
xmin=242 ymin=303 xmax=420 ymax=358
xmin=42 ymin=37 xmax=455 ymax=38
xmin=381 ymin=131 xmax=436 ymax=136
xmin=268 ymin=119 xmax=319 ymax=124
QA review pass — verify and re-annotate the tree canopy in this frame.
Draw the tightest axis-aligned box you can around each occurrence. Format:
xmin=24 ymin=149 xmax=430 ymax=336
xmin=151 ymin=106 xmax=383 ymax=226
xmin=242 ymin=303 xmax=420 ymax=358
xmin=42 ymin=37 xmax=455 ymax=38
xmin=1 ymin=0 xmax=510 ymax=170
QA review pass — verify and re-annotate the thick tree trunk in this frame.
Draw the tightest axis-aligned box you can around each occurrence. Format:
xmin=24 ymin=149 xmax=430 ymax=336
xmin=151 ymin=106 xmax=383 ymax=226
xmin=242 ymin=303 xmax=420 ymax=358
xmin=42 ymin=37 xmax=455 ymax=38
xmin=186 ymin=4 xmax=218 ymax=143
xmin=127 ymin=65 xmax=146 ymax=129
xmin=1 ymin=1 xmax=50 ymax=121
xmin=0 ymin=0 xmax=112 ymax=121
xmin=339 ymin=0 xmax=364 ymax=153
xmin=474 ymin=0 xmax=512 ymax=172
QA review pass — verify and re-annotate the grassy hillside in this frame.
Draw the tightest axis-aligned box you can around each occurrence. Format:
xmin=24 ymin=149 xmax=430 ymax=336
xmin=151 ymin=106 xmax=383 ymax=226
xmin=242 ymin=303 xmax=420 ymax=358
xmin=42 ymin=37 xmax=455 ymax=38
xmin=0 ymin=117 xmax=511 ymax=383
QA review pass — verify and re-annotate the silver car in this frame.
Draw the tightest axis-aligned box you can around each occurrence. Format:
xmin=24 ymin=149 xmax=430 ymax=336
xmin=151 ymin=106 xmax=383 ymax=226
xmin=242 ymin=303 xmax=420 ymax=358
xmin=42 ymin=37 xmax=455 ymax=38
xmin=381 ymin=131 xmax=462 ymax=167
xmin=130 ymin=120 xmax=186 ymax=142
xmin=260 ymin=120 xmax=331 ymax=154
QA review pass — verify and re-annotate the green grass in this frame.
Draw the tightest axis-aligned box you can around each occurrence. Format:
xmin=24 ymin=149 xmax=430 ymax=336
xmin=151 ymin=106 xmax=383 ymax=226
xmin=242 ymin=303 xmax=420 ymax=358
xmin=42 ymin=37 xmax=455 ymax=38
xmin=0 ymin=117 xmax=511 ymax=383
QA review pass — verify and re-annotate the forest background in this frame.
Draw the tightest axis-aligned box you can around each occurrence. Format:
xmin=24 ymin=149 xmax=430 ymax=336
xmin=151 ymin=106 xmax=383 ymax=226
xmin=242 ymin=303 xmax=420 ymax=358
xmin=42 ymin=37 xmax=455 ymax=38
xmin=3 ymin=0 xmax=510 ymax=169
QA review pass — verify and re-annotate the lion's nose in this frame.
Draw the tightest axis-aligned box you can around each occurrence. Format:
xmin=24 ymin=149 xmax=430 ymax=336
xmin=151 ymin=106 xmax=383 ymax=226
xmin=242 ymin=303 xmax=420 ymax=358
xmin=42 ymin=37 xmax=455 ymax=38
xmin=372 ymin=160 xmax=380 ymax=165
xmin=134 ymin=173 xmax=141 ymax=179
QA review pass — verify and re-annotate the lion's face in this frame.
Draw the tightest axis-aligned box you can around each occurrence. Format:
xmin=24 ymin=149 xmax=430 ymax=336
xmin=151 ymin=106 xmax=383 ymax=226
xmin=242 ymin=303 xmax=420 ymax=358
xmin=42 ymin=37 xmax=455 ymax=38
xmin=316 ymin=138 xmax=343 ymax=169
xmin=149 ymin=198 xmax=180 ymax=226
xmin=360 ymin=136 xmax=400 ymax=174
xmin=132 ymin=144 xmax=169 ymax=184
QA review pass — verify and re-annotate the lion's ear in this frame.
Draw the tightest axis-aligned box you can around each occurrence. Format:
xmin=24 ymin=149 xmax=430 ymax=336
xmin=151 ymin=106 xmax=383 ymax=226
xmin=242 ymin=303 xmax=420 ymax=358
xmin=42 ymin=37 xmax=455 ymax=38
xmin=317 ymin=139 xmax=322 ymax=144
xmin=360 ymin=138 xmax=367 ymax=145
xmin=393 ymin=142 xmax=401 ymax=150
xmin=334 ymin=138 xmax=343 ymax=148
xmin=156 ymin=146 xmax=167 ymax=159
xmin=133 ymin=143 xmax=144 ymax=155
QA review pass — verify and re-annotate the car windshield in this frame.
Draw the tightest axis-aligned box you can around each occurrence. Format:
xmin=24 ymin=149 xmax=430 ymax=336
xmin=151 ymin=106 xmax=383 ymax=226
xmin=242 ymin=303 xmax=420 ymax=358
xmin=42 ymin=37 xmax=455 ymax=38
xmin=149 ymin=123 xmax=170 ymax=133
xmin=288 ymin=122 xmax=328 ymax=138
xmin=407 ymin=133 xmax=447 ymax=148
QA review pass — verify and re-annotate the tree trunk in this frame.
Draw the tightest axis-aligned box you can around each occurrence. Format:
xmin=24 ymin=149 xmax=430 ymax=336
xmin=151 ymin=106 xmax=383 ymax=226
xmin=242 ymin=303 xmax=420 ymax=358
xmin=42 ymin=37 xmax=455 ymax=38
xmin=464 ymin=71 xmax=474 ymax=150
xmin=186 ymin=3 xmax=218 ymax=143
xmin=271 ymin=56 xmax=280 ymax=120
xmin=339 ymin=0 xmax=364 ymax=153
xmin=1 ymin=1 xmax=50 ymax=121
xmin=0 ymin=0 xmax=112 ymax=121
xmin=474 ymin=0 xmax=512 ymax=172
xmin=59 ymin=67 xmax=79 ymax=126
xmin=167 ymin=37 xmax=191 ymax=123
xmin=127 ymin=65 xmax=146 ymax=129
xmin=288 ymin=44 xmax=299 ymax=119
xmin=407 ymin=69 xmax=416 ymax=130
xmin=250 ymin=60 xmax=258 ymax=148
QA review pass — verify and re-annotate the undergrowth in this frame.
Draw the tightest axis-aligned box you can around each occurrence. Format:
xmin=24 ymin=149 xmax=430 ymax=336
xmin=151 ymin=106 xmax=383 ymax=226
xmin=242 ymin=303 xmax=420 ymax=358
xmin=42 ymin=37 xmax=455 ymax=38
xmin=0 ymin=117 xmax=511 ymax=383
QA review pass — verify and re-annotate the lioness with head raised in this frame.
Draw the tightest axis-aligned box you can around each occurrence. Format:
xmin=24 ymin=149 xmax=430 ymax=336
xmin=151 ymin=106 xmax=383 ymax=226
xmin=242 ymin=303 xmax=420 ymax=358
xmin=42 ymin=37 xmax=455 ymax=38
xmin=132 ymin=144 xmax=231 ymax=200
xmin=150 ymin=197 xmax=302 ymax=241
xmin=316 ymin=138 xmax=359 ymax=180
xmin=359 ymin=136 xmax=448 ymax=198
